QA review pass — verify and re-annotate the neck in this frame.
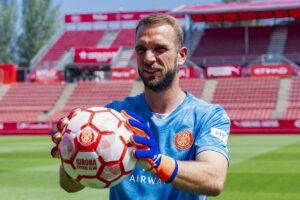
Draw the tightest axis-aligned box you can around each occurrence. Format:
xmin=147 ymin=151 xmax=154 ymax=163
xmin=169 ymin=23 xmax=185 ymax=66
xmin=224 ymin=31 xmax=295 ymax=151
xmin=144 ymin=79 xmax=186 ymax=114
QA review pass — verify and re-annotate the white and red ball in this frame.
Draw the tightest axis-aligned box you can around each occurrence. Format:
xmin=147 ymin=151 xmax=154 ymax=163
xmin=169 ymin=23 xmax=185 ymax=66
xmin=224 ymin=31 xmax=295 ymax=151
xmin=58 ymin=107 xmax=136 ymax=188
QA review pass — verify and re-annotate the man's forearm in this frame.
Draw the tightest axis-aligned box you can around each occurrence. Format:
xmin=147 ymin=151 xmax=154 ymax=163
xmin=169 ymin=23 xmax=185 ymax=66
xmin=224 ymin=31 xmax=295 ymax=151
xmin=59 ymin=166 xmax=85 ymax=193
xmin=171 ymin=151 xmax=228 ymax=196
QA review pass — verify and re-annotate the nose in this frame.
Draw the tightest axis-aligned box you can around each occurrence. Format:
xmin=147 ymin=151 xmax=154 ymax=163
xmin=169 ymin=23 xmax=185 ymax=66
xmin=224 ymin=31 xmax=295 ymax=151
xmin=144 ymin=50 xmax=155 ymax=65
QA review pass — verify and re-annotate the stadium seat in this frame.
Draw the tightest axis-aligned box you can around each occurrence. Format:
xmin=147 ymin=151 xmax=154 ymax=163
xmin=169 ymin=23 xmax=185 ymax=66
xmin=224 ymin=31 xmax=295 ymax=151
xmin=192 ymin=26 xmax=273 ymax=65
xmin=35 ymin=30 xmax=105 ymax=69
xmin=0 ymin=83 xmax=65 ymax=122
xmin=179 ymin=78 xmax=205 ymax=98
xmin=212 ymin=77 xmax=280 ymax=120
xmin=284 ymin=76 xmax=300 ymax=119
xmin=49 ymin=80 xmax=134 ymax=121
xmin=110 ymin=28 xmax=135 ymax=48
xmin=284 ymin=24 xmax=300 ymax=62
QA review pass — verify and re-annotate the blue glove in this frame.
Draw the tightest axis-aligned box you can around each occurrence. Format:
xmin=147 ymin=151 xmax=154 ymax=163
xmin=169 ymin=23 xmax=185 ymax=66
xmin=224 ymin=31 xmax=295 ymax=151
xmin=50 ymin=108 xmax=81 ymax=158
xmin=122 ymin=110 xmax=178 ymax=183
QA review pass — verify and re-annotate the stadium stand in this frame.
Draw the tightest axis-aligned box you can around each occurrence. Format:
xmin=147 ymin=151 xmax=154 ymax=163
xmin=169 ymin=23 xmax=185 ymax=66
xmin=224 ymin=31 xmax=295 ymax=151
xmin=49 ymin=80 xmax=134 ymax=121
xmin=0 ymin=83 xmax=65 ymax=121
xmin=179 ymin=78 xmax=205 ymax=98
xmin=2 ymin=2 xmax=300 ymax=126
xmin=191 ymin=26 xmax=273 ymax=65
xmin=35 ymin=30 xmax=105 ymax=69
xmin=192 ymin=27 xmax=245 ymax=57
xmin=212 ymin=77 xmax=280 ymax=120
xmin=284 ymin=24 xmax=300 ymax=63
xmin=110 ymin=28 xmax=135 ymax=48
xmin=248 ymin=26 xmax=273 ymax=56
xmin=284 ymin=76 xmax=300 ymax=119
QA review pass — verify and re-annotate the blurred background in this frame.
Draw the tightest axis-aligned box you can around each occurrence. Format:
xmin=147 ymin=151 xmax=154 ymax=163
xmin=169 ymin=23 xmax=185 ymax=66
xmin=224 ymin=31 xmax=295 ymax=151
xmin=0 ymin=0 xmax=300 ymax=199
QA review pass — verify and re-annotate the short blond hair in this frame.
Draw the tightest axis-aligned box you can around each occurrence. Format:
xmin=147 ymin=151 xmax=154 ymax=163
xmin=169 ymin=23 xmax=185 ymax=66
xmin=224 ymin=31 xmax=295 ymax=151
xmin=135 ymin=13 xmax=183 ymax=49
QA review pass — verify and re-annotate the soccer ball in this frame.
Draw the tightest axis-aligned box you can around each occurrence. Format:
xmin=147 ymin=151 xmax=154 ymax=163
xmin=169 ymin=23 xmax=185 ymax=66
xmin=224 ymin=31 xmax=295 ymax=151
xmin=58 ymin=107 xmax=136 ymax=188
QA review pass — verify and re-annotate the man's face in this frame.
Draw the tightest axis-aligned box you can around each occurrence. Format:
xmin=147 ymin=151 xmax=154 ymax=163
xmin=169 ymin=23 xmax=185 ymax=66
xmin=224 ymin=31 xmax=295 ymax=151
xmin=135 ymin=24 xmax=185 ymax=91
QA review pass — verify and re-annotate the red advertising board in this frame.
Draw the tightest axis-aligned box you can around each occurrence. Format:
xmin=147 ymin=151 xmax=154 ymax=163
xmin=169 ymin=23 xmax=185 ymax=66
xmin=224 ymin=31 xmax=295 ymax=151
xmin=251 ymin=64 xmax=291 ymax=77
xmin=74 ymin=48 xmax=119 ymax=64
xmin=179 ymin=66 xmax=203 ymax=79
xmin=65 ymin=11 xmax=184 ymax=23
xmin=0 ymin=122 xmax=53 ymax=135
xmin=0 ymin=69 xmax=3 ymax=83
xmin=1 ymin=120 xmax=300 ymax=135
xmin=0 ymin=64 xmax=17 ymax=83
xmin=205 ymin=65 xmax=242 ymax=78
xmin=179 ymin=67 xmax=194 ymax=79
xmin=231 ymin=119 xmax=300 ymax=134
xmin=35 ymin=69 xmax=60 ymax=82
xmin=110 ymin=67 xmax=137 ymax=80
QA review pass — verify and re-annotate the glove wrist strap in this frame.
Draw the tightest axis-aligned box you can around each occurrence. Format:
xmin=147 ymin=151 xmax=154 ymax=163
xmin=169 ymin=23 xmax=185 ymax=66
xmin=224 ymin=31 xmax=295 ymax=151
xmin=155 ymin=155 xmax=178 ymax=183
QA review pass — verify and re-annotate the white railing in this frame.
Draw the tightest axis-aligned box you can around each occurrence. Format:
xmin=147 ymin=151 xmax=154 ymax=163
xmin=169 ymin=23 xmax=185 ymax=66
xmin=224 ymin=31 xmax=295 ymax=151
xmin=55 ymin=48 xmax=75 ymax=70
xmin=193 ymin=53 xmax=300 ymax=66
xmin=29 ymin=26 xmax=65 ymax=70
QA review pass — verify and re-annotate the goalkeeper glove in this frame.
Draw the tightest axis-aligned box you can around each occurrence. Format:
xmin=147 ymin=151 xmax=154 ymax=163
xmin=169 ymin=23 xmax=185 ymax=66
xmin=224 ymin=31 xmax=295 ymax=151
xmin=122 ymin=110 xmax=178 ymax=183
xmin=50 ymin=108 xmax=82 ymax=158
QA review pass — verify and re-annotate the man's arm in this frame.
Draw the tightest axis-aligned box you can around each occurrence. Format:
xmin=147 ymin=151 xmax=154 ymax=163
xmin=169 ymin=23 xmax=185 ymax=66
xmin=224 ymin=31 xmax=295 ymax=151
xmin=122 ymin=110 xmax=229 ymax=196
xmin=172 ymin=151 xmax=228 ymax=196
xmin=59 ymin=165 xmax=85 ymax=193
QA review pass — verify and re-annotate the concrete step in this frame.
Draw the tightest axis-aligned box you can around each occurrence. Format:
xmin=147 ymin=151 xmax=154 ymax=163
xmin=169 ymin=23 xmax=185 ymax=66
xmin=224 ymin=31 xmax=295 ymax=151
xmin=113 ymin=48 xmax=134 ymax=66
xmin=37 ymin=83 xmax=77 ymax=121
xmin=201 ymin=79 xmax=217 ymax=103
xmin=97 ymin=30 xmax=119 ymax=47
xmin=0 ymin=84 xmax=10 ymax=100
xmin=129 ymin=81 xmax=143 ymax=97
xmin=272 ymin=78 xmax=291 ymax=119
xmin=267 ymin=27 xmax=287 ymax=55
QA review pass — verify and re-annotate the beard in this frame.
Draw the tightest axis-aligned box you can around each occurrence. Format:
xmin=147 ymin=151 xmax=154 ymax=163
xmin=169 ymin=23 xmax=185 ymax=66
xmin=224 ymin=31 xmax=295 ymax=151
xmin=138 ymin=64 xmax=178 ymax=92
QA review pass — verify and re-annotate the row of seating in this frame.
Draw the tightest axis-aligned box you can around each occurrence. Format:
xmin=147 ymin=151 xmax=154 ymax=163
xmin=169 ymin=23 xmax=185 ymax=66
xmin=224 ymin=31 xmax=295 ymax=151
xmin=35 ymin=28 xmax=136 ymax=69
xmin=284 ymin=76 xmax=300 ymax=119
xmin=192 ymin=24 xmax=300 ymax=65
xmin=49 ymin=80 xmax=134 ymax=121
xmin=192 ymin=26 xmax=272 ymax=64
xmin=0 ymin=83 xmax=65 ymax=121
xmin=0 ymin=77 xmax=299 ymax=121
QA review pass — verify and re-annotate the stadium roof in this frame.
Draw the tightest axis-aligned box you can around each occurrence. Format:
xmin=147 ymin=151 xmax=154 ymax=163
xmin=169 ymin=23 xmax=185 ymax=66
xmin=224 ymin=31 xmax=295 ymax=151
xmin=171 ymin=0 xmax=300 ymax=22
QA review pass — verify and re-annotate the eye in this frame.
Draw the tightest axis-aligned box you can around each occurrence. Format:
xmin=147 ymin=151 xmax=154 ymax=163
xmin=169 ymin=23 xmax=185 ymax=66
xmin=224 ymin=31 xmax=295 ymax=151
xmin=154 ymin=46 xmax=167 ymax=54
xmin=135 ymin=47 xmax=146 ymax=55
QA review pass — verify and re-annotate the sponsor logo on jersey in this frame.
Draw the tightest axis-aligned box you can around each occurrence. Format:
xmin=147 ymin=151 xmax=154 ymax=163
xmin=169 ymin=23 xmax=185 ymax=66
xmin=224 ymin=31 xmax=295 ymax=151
xmin=174 ymin=130 xmax=194 ymax=150
xmin=211 ymin=127 xmax=228 ymax=144
xmin=128 ymin=174 xmax=165 ymax=185
xmin=79 ymin=129 xmax=94 ymax=146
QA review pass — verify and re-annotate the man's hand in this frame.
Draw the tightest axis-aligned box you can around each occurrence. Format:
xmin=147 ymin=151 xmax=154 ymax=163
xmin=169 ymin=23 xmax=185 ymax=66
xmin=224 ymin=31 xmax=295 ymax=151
xmin=50 ymin=116 xmax=68 ymax=158
xmin=122 ymin=110 xmax=178 ymax=183
xmin=50 ymin=108 xmax=81 ymax=158
xmin=51 ymin=108 xmax=85 ymax=193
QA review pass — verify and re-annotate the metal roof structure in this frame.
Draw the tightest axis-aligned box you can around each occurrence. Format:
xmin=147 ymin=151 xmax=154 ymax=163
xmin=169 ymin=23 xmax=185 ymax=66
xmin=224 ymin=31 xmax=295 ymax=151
xmin=171 ymin=0 xmax=300 ymax=22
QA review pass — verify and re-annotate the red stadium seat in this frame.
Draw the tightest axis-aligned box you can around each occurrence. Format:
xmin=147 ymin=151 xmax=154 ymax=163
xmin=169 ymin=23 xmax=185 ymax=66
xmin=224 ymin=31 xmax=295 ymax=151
xmin=284 ymin=76 xmax=300 ymax=119
xmin=0 ymin=83 xmax=65 ymax=122
xmin=49 ymin=80 xmax=134 ymax=121
xmin=35 ymin=30 xmax=105 ymax=69
xmin=179 ymin=78 xmax=205 ymax=98
xmin=212 ymin=77 xmax=280 ymax=120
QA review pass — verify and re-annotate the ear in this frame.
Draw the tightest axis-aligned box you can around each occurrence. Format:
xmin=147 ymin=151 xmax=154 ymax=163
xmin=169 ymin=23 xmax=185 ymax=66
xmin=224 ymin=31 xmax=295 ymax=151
xmin=177 ymin=47 xmax=188 ymax=66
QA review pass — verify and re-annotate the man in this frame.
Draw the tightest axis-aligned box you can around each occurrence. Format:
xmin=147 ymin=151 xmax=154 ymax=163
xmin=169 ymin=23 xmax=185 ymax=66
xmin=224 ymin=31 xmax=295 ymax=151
xmin=52 ymin=13 xmax=230 ymax=200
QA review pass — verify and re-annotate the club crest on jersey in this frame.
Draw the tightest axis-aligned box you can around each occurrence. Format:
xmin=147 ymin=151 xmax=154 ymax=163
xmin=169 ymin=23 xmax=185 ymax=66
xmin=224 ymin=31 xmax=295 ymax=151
xmin=174 ymin=130 xmax=194 ymax=150
xmin=79 ymin=129 xmax=94 ymax=146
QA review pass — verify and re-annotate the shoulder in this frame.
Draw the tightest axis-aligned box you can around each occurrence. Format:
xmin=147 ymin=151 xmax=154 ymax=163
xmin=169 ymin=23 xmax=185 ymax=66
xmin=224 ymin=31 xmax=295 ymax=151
xmin=106 ymin=93 xmax=144 ymax=112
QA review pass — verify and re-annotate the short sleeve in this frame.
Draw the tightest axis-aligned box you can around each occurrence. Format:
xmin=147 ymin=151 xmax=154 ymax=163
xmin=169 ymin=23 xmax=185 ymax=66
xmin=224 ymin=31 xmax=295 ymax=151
xmin=105 ymin=101 xmax=123 ymax=112
xmin=194 ymin=105 xmax=230 ymax=161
